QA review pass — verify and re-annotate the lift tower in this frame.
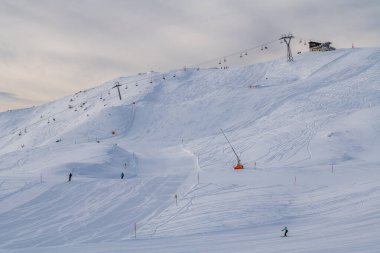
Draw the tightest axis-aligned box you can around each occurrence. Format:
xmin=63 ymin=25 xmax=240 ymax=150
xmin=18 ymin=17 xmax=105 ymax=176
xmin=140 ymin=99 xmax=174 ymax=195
xmin=279 ymin=34 xmax=294 ymax=62
xmin=113 ymin=82 xmax=122 ymax=100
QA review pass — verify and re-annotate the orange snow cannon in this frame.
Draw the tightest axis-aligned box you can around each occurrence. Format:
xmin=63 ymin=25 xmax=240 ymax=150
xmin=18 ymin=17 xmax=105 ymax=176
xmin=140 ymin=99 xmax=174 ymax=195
xmin=220 ymin=129 xmax=245 ymax=171
xmin=234 ymin=164 xmax=244 ymax=170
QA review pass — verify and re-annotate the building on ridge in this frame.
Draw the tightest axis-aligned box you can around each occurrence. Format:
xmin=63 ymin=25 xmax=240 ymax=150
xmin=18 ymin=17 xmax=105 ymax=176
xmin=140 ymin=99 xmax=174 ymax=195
xmin=309 ymin=41 xmax=336 ymax=52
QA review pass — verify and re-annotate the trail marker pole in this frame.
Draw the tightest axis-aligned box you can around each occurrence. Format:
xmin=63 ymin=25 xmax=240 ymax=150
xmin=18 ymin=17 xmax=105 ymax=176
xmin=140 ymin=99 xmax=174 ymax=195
xmin=197 ymin=173 xmax=200 ymax=184
xmin=294 ymin=176 xmax=297 ymax=185
xmin=331 ymin=163 xmax=334 ymax=174
xmin=175 ymin=194 xmax=178 ymax=206
xmin=134 ymin=223 xmax=137 ymax=239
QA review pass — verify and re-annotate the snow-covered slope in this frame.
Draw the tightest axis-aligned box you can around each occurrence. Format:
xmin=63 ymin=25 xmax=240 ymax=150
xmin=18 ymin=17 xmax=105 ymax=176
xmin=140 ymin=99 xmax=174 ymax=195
xmin=1 ymin=48 xmax=380 ymax=252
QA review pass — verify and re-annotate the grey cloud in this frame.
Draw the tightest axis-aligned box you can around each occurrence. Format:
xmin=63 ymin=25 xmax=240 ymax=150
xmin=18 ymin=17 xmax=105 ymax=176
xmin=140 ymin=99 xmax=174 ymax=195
xmin=0 ymin=91 xmax=39 ymax=104
xmin=0 ymin=91 xmax=17 ymax=101
xmin=0 ymin=90 xmax=44 ymax=112
xmin=0 ymin=0 xmax=379 ymax=111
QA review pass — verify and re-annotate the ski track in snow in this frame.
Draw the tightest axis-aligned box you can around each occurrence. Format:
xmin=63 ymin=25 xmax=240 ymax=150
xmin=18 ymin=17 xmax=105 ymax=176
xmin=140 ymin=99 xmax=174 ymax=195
xmin=0 ymin=48 xmax=380 ymax=252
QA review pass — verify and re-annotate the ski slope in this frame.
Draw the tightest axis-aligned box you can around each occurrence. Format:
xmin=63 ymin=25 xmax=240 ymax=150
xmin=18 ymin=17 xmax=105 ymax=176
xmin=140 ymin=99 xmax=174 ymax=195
xmin=0 ymin=48 xmax=380 ymax=252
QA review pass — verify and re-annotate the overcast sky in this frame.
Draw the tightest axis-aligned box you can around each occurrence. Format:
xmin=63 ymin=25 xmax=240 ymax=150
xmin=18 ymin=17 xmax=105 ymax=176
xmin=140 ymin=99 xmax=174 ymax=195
xmin=0 ymin=0 xmax=379 ymax=112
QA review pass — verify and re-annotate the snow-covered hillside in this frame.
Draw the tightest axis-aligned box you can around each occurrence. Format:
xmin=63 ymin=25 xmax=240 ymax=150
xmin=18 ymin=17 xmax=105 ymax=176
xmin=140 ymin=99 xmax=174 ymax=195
xmin=0 ymin=48 xmax=380 ymax=252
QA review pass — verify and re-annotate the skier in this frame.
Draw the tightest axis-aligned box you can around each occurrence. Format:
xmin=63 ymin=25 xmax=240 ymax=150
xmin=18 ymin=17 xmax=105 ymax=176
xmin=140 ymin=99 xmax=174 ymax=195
xmin=68 ymin=172 xmax=72 ymax=182
xmin=121 ymin=172 xmax=124 ymax=179
xmin=282 ymin=226 xmax=288 ymax=237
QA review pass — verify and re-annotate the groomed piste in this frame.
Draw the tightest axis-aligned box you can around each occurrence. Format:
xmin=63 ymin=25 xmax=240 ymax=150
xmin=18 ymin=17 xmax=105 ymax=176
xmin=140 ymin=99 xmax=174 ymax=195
xmin=0 ymin=48 xmax=380 ymax=252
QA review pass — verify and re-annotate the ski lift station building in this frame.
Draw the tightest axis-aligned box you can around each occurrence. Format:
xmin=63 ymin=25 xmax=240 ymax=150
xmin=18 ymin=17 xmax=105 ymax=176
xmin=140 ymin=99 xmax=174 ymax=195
xmin=309 ymin=41 xmax=336 ymax=52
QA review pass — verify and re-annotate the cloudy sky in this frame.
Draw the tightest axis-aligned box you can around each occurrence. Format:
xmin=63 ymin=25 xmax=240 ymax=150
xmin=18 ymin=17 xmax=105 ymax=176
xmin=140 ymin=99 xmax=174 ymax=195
xmin=0 ymin=0 xmax=379 ymax=112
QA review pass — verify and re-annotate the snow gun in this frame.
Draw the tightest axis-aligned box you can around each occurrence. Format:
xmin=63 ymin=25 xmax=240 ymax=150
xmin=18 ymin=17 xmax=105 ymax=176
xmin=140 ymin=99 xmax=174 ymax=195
xmin=220 ymin=129 xmax=244 ymax=170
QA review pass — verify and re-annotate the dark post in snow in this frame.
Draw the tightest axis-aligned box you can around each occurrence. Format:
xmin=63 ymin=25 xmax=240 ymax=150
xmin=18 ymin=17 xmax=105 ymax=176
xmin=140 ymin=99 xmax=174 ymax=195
xmin=113 ymin=82 xmax=122 ymax=100
xmin=279 ymin=33 xmax=294 ymax=62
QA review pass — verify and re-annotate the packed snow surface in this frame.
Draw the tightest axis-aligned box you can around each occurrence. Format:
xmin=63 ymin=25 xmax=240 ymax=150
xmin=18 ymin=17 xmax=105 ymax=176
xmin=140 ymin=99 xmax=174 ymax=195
xmin=0 ymin=48 xmax=380 ymax=252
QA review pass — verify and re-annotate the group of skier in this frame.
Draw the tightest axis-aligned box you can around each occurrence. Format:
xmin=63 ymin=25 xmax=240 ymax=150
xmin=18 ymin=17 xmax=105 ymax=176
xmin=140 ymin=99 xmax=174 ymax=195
xmin=67 ymin=171 xmax=125 ymax=181
xmin=67 ymin=173 xmax=289 ymax=237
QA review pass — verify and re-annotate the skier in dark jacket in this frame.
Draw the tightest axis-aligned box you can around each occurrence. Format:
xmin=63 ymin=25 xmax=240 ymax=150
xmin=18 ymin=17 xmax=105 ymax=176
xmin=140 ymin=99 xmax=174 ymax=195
xmin=68 ymin=173 xmax=72 ymax=182
xmin=282 ymin=226 xmax=288 ymax=237
xmin=121 ymin=172 xmax=124 ymax=179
